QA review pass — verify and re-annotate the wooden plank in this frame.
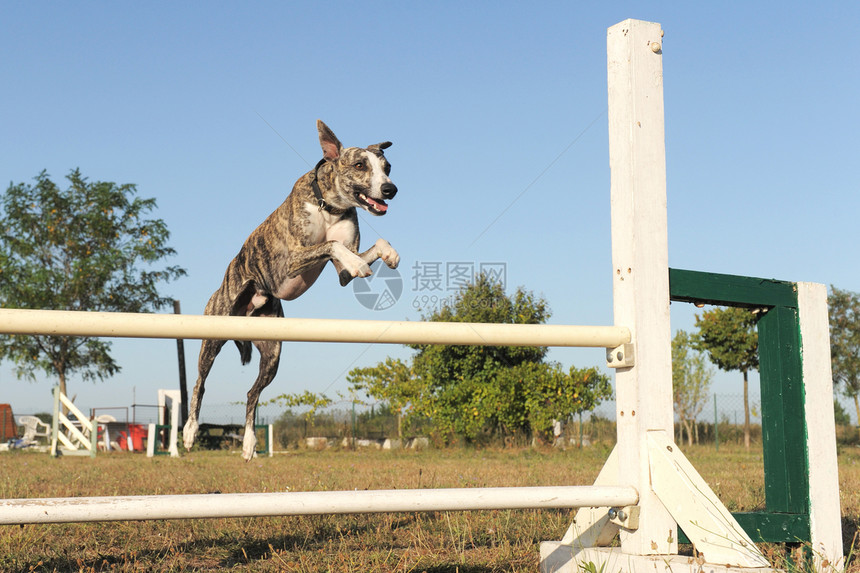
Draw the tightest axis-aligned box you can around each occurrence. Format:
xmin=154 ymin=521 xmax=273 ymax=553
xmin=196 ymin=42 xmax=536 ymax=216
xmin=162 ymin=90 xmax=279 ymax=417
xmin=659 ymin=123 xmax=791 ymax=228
xmin=58 ymin=412 xmax=89 ymax=449
xmin=732 ymin=513 xmax=810 ymax=543
xmin=552 ymin=547 xmax=777 ymax=573
xmin=758 ymin=305 xmax=809 ymax=516
xmin=59 ymin=392 xmax=94 ymax=435
xmin=669 ymin=269 xmax=797 ymax=308
xmin=679 ymin=512 xmax=810 ymax=544
xmin=607 ymin=18 xmax=676 ymax=556
xmin=56 ymin=430 xmax=78 ymax=451
xmin=647 ymin=431 xmax=769 ymax=567
xmin=797 ymin=282 xmax=844 ymax=568
xmin=51 ymin=386 xmax=60 ymax=457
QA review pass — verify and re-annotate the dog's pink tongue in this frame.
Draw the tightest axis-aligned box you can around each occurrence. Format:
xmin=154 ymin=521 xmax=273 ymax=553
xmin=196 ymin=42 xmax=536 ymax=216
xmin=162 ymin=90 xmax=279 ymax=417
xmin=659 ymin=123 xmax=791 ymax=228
xmin=367 ymin=197 xmax=388 ymax=213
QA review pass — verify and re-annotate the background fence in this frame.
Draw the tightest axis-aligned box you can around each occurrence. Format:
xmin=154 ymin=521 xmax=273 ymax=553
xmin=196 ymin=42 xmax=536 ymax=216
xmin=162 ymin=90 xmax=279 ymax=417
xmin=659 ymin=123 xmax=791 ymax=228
xmin=14 ymin=392 xmax=858 ymax=450
xmin=188 ymin=394 xmax=771 ymax=449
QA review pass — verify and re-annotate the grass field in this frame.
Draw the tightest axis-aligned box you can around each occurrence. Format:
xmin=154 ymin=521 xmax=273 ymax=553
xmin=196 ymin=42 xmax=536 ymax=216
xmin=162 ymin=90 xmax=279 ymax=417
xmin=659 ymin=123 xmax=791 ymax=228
xmin=1 ymin=444 xmax=858 ymax=572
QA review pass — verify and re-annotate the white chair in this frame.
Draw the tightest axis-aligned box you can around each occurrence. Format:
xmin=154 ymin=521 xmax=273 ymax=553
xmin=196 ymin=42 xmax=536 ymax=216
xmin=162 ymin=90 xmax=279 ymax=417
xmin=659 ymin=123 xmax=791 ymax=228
xmin=17 ymin=416 xmax=51 ymax=446
xmin=95 ymin=414 xmax=117 ymax=451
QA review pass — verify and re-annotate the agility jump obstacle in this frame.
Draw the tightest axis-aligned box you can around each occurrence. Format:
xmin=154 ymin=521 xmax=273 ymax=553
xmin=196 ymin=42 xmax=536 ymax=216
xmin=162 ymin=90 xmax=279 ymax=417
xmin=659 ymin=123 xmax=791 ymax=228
xmin=0 ymin=19 xmax=842 ymax=572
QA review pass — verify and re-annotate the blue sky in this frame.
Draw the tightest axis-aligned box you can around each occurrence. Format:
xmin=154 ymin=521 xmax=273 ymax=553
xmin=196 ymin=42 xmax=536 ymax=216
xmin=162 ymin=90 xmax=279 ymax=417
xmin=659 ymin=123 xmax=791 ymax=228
xmin=2 ymin=2 xmax=858 ymax=419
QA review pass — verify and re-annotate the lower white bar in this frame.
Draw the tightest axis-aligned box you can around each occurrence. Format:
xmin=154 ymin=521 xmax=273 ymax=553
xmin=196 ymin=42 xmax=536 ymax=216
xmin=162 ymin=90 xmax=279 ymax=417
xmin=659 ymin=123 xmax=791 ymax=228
xmin=0 ymin=486 xmax=638 ymax=525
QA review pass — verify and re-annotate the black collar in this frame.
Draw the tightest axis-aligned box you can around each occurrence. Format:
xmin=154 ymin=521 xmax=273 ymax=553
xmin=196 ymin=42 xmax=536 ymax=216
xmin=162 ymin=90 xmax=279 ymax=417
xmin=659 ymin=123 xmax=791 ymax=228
xmin=310 ymin=159 xmax=346 ymax=215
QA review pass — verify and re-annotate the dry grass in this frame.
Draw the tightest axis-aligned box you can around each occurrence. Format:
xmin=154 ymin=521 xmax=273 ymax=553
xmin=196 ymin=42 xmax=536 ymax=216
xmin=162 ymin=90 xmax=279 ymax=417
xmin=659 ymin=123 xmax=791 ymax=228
xmin=0 ymin=443 xmax=857 ymax=572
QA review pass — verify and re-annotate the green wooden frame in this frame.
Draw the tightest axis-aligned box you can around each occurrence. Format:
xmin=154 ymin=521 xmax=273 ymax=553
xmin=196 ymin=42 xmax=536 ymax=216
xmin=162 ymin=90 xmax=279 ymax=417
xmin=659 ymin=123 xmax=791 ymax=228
xmin=254 ymin=424 xmax=270 ymax=456
xmin=149 ymin=424 xmax=173 ymax=456
xmin=669 ymin=268 xmax=810 ymax=543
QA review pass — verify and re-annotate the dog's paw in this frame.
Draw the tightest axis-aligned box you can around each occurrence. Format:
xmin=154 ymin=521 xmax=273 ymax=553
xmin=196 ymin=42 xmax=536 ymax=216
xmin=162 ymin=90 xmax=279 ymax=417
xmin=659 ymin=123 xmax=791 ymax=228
xmin=334 ymin=243 xmax=373 ymax=278
xmin=182 ymin=419 xmax=198 ymax=450
xmin=242 ymin=429 xmax=257 ymax=462
xmin=349 ymin=261 xmax=372 ymax=278
xmin=338 ymin=268 xmax=354 ymax=286
xmin=375 ymin=238 xmax=400 ymax=269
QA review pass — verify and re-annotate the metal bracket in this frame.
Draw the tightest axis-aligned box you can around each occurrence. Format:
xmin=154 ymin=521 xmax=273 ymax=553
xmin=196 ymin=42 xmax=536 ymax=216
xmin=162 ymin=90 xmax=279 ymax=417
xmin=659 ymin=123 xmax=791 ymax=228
xmin=606 ymin=343 xmax=635 ymax=368
xmin=607 ymin=505 xmax=640 ymax=530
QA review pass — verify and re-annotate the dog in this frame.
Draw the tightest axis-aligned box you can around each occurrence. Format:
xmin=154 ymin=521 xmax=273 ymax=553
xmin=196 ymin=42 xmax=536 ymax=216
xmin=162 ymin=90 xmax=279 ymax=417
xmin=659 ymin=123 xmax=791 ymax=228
xmin=183 ymin=120 xmax=400 ymax=461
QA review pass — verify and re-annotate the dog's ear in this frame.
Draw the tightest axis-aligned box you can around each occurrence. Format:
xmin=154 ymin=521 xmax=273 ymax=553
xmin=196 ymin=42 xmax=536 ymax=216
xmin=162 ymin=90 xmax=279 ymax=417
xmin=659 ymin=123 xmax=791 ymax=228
xmin=368 ymin=141 xmax=393 ymax=153
xmin=317 ymin=120 xmax=343 ymax=161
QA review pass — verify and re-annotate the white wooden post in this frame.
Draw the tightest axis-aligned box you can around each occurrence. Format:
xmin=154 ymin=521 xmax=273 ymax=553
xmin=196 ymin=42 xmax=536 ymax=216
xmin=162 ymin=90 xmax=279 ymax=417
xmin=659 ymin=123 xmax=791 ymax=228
xmin=50 ymin=386 xmax=61 ymax=457
xmin=146 ymin=424 xmax=156 ymax=457
xmin=89 ymin=415 xmax=98 ymax=457
xmin=797 ymin=282 xmax=844 ymax=569
xmin=157 ymin=389 xmax=181 ymax=458
xmin=607 ymin=18 xmax=677 ymax=556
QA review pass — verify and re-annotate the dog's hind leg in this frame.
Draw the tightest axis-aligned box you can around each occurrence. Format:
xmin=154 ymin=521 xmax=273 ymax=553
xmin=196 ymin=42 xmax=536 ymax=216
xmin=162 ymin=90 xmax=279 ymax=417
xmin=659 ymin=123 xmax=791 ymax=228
xmin=183 ymin=338 xmax=226 ymax=451
xmin=241 ymin=338 xmax=281 ymax=461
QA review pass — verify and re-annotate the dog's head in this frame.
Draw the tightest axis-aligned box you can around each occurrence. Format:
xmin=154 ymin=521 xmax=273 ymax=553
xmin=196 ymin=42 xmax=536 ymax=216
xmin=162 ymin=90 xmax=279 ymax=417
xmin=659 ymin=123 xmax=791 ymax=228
xmin=317 ymin=120 xmax=397 ymax=216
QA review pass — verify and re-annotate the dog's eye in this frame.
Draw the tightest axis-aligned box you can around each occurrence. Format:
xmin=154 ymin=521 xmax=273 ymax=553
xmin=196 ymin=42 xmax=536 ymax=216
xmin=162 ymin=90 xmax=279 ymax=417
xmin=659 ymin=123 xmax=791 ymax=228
xmin=384 ymin=163 xmax=391 ymax=175
xmin=354 ymin=161 xmax=365 ymax=170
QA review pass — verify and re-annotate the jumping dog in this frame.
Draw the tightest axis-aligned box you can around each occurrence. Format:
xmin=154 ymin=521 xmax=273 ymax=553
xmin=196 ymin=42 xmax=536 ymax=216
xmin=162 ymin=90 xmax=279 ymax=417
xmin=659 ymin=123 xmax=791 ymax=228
xmin=183 ymin=120 xmax=400 ymax=460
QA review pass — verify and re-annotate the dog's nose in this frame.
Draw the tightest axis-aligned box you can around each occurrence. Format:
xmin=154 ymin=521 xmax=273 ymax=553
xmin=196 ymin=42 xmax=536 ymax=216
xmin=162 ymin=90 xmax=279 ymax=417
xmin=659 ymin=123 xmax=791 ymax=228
xmin=381 ymin=182 xmax=398 ymax=199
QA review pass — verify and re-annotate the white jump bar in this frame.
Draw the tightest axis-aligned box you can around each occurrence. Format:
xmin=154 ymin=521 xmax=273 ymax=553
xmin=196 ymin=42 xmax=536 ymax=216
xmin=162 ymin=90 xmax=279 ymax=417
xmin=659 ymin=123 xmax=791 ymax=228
xmin=0 ymin=308 xmax=630 ymax=348
xmin=0 ymin=486 xmax=639 ymax=525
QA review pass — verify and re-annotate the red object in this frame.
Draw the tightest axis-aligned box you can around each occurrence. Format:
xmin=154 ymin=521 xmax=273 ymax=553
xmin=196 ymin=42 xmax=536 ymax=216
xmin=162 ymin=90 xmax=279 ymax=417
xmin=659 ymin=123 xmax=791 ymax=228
xmin=117 ymin=424 xmax=147 ymax=451
xmin=0 ymin=404 xmax=15 ymax=441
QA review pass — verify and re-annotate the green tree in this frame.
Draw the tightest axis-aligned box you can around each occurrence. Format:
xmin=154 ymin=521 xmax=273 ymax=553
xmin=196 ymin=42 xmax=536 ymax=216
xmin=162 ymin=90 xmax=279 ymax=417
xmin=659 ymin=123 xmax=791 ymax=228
xmin=693 ymin=307 xmax=758 ymax=449
xmin=262 ymin=390 xmax=333 ymax=429
xmin=672 ymin=330 xmax=714 ymax=445
xmin=834 ymin=399 xmax=851 ymax=427
xmin=409 ymin=274 xmax=550 ymax=442
xmin=828 ymin=285 xmax=860 ymax=438
xmin=0 ymin=169 xmax=186 ymax=398
xmin=348 ymin=274 xmax=613 ymax=444
xmin=347 ymin=357 xmax=419 ymax=438
xmin=502 ymin=362 xmax=612 ymax=443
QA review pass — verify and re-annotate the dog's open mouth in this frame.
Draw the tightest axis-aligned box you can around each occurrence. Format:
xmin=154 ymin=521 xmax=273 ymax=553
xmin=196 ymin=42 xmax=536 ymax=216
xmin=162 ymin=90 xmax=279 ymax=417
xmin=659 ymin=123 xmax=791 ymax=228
xmin=355 ymin=192 xmax=388 ymax=215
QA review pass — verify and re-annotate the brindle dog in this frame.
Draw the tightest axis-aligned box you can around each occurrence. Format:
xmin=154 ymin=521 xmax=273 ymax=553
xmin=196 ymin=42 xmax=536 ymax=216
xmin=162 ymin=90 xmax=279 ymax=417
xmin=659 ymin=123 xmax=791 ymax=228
xmin=183 ymin=120 xmax=400 ymax=460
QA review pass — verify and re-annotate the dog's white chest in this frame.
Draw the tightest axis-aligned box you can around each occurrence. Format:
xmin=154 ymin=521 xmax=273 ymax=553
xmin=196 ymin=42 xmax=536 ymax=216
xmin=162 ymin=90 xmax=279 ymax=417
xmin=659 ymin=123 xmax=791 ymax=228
xmin=273 ymin=205 xmax=359 ymax=301
xmin=303 ymin=203 xmax=357 ymax=245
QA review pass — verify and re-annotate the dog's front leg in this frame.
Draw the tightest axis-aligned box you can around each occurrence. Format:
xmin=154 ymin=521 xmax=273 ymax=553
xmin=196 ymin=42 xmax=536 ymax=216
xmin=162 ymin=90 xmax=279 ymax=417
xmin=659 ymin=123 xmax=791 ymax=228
xmin=336 ymin=238 xmax=400 ymax=286
xmin=360 ymin=238 xmax=400 ymax=269
xmin=289 ymin=240 xmax=372 ymax=284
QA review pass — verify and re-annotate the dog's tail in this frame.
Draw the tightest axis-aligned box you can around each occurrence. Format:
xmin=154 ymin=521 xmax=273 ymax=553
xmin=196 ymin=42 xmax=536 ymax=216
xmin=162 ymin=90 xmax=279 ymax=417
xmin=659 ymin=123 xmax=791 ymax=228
xmin=235 ymin=340 xmax=253 ymax=365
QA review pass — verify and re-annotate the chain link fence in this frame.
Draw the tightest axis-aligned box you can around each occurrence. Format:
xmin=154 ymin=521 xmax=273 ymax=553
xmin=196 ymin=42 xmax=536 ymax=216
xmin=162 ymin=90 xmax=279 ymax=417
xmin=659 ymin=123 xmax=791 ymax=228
xmin=575 ymin=393 xmax=763 ymax=447
xmin=14 ymin=392 xmax=856 ymax=450
xmin=171 ymin=395 xmax=769 ymax=449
